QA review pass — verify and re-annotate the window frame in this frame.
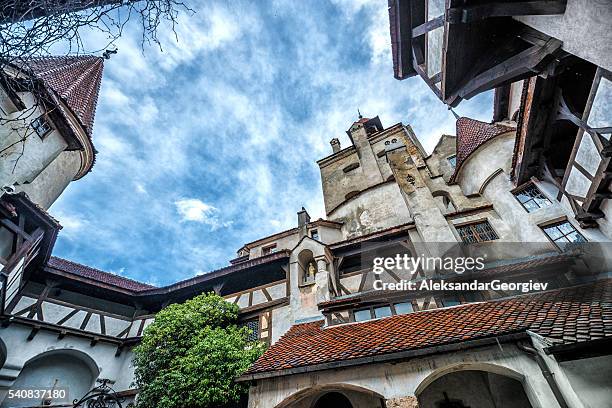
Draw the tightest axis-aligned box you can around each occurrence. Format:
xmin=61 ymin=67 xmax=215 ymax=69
xmin=540 ymin=219 xmax=587 ymax=249
xmin=310 ymin=228 xmax=319 ymax=241
xmin=454 ymin=219 xmax=499 ymax=243
xmin=31 ymin=115 xmax=53 ymax=139
xmin=261 ymin=244 xmax=277 ymax=255
xmin=447 ymin=154 xmax=457 ymax=169
xmin=511 ymin=182 xmax=552 ymax=213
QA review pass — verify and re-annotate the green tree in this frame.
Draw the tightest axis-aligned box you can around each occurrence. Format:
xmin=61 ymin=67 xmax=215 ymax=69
xmin=133 ymin=293 xmax=265 ymax=408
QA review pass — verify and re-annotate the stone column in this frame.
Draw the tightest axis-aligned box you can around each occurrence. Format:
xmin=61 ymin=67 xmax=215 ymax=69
xmin=315 ymin=258 xmax=330 ymax=304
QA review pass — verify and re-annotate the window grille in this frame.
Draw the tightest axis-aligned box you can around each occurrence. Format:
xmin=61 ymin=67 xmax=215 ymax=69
xmin=242 ymin=319 xmax=259 ymax=342
xmin=542 ymin=221 xmax=587 ymax=248
xmin=32 ymin=116 xmax=52 ymax=138
xmin=456 ymin=221 xmax=498 ymax=243
xmin=514 ymin=183 xmax=551 ymax=212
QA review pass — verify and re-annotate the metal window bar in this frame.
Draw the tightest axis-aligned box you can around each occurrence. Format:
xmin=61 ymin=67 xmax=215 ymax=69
xmin=456 ymin=221 xmax=498 ymax=243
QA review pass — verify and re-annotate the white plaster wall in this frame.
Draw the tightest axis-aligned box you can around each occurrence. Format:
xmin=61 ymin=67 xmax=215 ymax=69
xmin=0 ymin=91 xmax=75 ymax=209
xmin=559 ymin=355 xmax=612 ymax=408
xmin=17 ymin=149 xmax=81 ymax=210
xmin=0 ymin=325 xmax=136 ymax=406
xmin=329 ymin=183 xmax=412 ymax=239
xmin=515 ymin=0 xmax=612 ymax=72
xmin=456 ymin=132 xmax=515 ymax=196
xmin=508 ymin=81 xmax=524 ymax=120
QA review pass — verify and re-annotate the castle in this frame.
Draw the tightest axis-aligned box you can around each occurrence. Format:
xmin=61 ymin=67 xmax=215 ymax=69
xmin=0 ymin=2 xmax=611 ymax=407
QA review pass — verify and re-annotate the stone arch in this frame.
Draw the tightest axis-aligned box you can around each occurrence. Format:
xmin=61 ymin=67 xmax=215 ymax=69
xmin=415 ymin=362 xmax=535 ymax=408
xmin=431 ymin=190 xmax=457 ymax=214
xmin=1 ymin=349 xmax=99 ymax=408
xmin=274 ymin=383 xmax=385 ymax=408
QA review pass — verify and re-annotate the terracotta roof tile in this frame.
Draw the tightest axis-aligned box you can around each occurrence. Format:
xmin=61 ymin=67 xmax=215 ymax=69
xmin=23 ymin=55 xmax=104 ymax=137
xmin=449 ymin=118 xmax=514 ymax=183
xmin=48 ymin=256 xmax=155 ymax=292
xmin=245 ymin=280 xmax=612 ymax=376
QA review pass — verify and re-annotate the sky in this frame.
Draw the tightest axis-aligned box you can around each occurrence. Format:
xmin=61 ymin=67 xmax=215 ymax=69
xmin=49 ymin=0 xmax=493 ymax=286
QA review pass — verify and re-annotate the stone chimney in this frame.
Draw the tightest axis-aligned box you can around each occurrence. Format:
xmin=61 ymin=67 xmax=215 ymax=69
xmin=330 ymin=138 xmax=341 ymax=153
xmin=297 ymin=207 xmax=311 ymax=238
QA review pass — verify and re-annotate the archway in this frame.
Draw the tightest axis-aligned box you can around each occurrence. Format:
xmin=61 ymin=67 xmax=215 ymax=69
xmin=416 ymin=367 xmax=533 ymax=408
xmin=313 ymin=392 xmax=352 ymax=408
xmin=1 ymin=349 xmax=98 ymax=408
xmin=297 ymin=249 xmax=316 ymax=285
xmin=274 ymin=384 xmax=385 ymax=408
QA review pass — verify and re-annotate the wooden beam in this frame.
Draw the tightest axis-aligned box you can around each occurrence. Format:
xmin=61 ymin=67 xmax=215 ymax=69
xmin=458 ymin=39 xmax=562 ymax=100
xmin=412 ymin=15 xmax=444 ymax=38
xmin=447 ymin=1 xmax=567 ymax=24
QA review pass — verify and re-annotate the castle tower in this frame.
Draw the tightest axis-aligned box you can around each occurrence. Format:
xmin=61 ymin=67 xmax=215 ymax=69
xmin=316 ymin=114 xmax=426 ymax=239
xmin=0 ymin=55 xmax=104 ymax=209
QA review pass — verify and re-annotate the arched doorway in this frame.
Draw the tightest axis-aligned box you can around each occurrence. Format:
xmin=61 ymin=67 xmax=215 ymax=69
xmin=1 ymin=350 xmax=97 ymax=408
xmin=417 ymin=369 xmax=533 ymax=408
xmin=313 ymin=392 xmax=352 ymax=408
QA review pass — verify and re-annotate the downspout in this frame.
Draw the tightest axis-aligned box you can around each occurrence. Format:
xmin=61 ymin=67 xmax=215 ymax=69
xmin=517 ymin=342 xmax=569 ymax=408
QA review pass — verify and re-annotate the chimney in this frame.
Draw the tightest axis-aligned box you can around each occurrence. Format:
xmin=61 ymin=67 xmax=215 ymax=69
xmin=330 ymin=138 xmax=341 ymax=153
xmin=297 ymin=207 xmax=311 ymax=238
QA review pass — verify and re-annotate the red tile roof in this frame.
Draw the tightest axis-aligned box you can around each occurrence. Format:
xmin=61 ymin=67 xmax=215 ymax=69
xmin=23 ymin=56 xmax=104 ymax=137
xmin=244 ymin=280 xmax=612 ymax=377
xmin=449 ymin=118 xmax=514 ymax=183
xmin=48 ymin=256 xmax=155 ymax=292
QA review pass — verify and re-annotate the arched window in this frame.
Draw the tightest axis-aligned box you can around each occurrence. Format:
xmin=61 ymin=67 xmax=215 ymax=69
xmin=432 ymin=191 xmax=457 ymax=214
xmin=297 ymin=249 xmax=316 ymax=285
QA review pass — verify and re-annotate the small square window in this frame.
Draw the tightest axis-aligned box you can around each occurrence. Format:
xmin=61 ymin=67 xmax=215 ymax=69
xmin=394 ymin=302 xmax=413 ymax=315
xmin=513 ymin=183 xmax=551 ymax=212
xmin=456 ymin=220 xmax=498 ymax=243
xmin=310 ymin=229 xmax=319 ymax=240
xmin=32 ymin=115 xmax=52 ymax=138
xmin=354 ymin=309 xmax=371 ymax=322
xmin=262 ymin=244 xmax=277 ymax=255
xmin=241 ymin=318 xmax=259 ymax=342
xmin=542 ymin=221 xmax=587 ymax=249
xmin=447 ymin=155 xmax=457 ymax=169
xmin=374 ymin=306 xmax=392 ymax=319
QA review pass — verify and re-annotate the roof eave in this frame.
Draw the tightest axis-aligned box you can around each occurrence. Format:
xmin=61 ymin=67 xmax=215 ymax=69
xmin=237 ymin=331 xmax=529 ymax=382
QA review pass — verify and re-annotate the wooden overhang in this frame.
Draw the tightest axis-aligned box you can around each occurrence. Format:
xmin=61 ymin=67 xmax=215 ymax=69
xmin=511 ymin=58 xmax=609 ymax=226
xmin=388 ymin=0 xmax=568 ymax=106
xmin=0 ymin=193 xmax=61 ymax=315
xmin=37 ymin=250 xmax=291 ymax=311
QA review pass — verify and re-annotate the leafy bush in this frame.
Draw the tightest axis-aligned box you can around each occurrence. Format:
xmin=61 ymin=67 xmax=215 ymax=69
xmin=133 ymin=293 xmax=265 ymax=408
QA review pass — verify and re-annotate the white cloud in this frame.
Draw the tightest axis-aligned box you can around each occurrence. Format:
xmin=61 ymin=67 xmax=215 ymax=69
xmin=175 ymin=198 xmax=232 ymax=230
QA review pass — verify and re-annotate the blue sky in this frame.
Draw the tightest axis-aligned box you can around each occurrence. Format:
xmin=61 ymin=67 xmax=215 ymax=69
xmin=49 ymin=0 xmax=492 ymax=286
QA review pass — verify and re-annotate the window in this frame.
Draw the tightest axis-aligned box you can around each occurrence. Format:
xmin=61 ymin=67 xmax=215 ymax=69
xmin=310 ymin=229 xmax=319 ymax=240
xmin=513 ymin=183 xmax=551 ymax=212
xmin=32 ymin=115 xmax=52 ymax=138
xmin=349 ymin=301 xmax=415 ymax=323
xmin=542 ymin=221 xmax=587 ymax=248
xmin=447 ymin=155 xmax=457 ymax=169
xmin=343 ymin=163 xmax=360 ymax=173
xmin=456 ymin=221 xmax=498 ymax=243
xmin=354 ymin=309 xmax=371 ymax=322
xmin=374 ymin=306 xmax=392 ymax=318
xmin=262 ymin=244 xmax=277 ymax=255
xmin=242 ymin=319 xmax=259 ymax=342
xmin=394 ymin=302 xmax=413 ymax=315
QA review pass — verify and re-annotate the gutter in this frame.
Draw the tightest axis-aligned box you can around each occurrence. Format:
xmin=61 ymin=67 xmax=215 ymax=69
xmin=237 ymin=331 xmax=528 ymax=382
xmin=517 ymin=341 xmax=569 ymax=408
